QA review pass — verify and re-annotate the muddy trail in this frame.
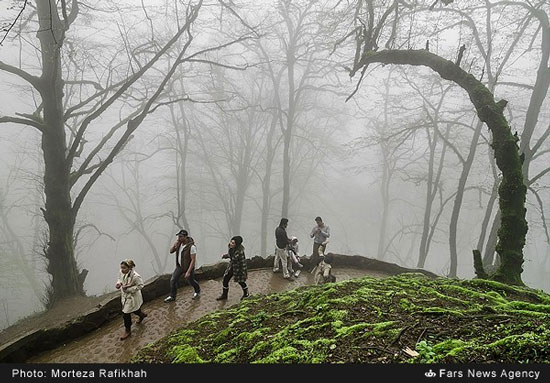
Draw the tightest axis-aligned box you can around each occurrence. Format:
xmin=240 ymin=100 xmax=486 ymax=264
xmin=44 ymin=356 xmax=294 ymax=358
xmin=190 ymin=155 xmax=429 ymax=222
xmin=27 ymin=267 xmax=389 ymax=363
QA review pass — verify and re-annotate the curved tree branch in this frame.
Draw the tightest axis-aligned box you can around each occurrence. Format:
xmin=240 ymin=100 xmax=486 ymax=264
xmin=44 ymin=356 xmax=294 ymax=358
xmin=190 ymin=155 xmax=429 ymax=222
xmin=350 ymin=48 xmax=528 ymax=285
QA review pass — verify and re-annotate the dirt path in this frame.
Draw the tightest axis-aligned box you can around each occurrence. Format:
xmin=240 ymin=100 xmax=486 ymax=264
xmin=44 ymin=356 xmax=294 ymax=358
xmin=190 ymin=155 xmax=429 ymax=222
xmin=28 ymin=267 xmax=388 ymax=363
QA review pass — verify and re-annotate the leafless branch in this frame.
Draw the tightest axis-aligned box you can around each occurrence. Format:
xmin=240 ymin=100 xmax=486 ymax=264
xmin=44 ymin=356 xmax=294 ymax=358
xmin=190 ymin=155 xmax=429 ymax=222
xmin=0 ymin=0 xmax=28 ymax=46
xmin=0 ymin=115 xmax=45 ymax=132
xmin=527 ymin=186 xmax=550 ymax=243
xmin=0 ymin=60 xmax=42 ymax=90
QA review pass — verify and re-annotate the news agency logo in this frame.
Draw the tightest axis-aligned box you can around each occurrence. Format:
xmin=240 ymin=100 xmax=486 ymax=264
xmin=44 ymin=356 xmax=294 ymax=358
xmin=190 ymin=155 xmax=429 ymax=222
xmin=425 ymin=369 xmax=436 ymax=378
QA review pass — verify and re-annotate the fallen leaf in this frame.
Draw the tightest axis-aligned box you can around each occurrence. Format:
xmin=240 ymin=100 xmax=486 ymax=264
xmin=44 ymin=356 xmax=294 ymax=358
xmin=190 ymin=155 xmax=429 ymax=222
xmin=403 ymin=347 xmax=419 ymax=357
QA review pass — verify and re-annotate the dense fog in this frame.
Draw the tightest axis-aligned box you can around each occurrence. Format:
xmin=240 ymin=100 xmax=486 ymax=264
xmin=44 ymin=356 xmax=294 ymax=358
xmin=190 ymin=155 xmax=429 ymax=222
xmin=0 ymin=0 xmax=549 ymax=331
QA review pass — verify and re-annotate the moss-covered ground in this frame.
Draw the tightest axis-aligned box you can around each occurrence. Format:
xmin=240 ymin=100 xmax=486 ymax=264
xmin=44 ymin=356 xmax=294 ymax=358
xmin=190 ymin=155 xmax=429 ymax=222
xmin=131 ymin=273 xmax=550 ymax=363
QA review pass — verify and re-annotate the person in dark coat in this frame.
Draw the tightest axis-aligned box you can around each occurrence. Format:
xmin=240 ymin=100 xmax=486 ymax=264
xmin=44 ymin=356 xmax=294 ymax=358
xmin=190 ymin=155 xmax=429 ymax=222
xmin=274 ymin=218 xmax=292 ymax=279
xmin=164 ymin=229 xmax=201 ymax=302
xmin=216 ymin=235 xmax=249 ymax=301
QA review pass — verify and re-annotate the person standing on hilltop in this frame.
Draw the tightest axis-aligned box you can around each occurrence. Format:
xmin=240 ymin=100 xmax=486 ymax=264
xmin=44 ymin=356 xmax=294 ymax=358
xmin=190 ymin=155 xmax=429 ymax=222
xmin=274 ymin=218 xmax=292 ymax=279
xmin=310 ymin=216 xmax=330 ymax=265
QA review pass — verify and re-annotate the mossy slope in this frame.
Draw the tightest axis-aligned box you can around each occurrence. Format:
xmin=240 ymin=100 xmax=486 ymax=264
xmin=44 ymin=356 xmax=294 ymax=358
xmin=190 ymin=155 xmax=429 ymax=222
xmin=132 ymin=273 xmax=550 ymax=363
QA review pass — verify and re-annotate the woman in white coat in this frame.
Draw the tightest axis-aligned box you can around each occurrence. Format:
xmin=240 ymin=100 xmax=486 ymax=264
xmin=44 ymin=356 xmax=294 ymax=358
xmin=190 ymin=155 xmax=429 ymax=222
xmin=116 ymin=259 xmax=147 ymax=340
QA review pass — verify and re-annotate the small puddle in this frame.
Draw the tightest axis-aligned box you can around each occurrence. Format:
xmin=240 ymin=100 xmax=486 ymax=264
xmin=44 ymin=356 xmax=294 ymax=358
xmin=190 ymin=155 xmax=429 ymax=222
xmin=28 ymin=267 xmax=388 ymax=363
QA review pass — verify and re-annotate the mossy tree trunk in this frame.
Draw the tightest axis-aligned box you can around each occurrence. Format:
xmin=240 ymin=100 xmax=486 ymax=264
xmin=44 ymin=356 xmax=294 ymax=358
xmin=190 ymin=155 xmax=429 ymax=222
xmin=36 ymin=0 xmax=83 ymax=301
xmin=351 ymin=49 xmax=527 ymax=285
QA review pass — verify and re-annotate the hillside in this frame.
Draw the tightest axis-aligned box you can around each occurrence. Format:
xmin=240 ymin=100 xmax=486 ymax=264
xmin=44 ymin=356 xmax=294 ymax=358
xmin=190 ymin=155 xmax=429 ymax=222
xmin=132 ymin=273 xmax=550 ymax=363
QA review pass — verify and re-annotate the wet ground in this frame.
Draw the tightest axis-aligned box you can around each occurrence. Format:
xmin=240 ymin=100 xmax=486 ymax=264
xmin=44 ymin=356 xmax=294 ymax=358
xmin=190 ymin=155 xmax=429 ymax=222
xmin=28 ymin=267 xmax=389 ymax=363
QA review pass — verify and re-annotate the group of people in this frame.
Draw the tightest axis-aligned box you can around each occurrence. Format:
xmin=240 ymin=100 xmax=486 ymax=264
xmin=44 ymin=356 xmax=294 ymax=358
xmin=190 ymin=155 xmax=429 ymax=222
xmin=114 ymin=216 xmax=333 ymax=340
xmin=115 ymin=229 xmax=249 ymax=340
xmin=274 ymin=216 xmax=332 ymax=282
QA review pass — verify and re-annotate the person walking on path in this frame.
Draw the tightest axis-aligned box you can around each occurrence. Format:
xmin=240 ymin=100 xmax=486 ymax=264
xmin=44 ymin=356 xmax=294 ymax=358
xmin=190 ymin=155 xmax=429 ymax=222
xmin=116 ymin=259 xmax=147 ymax=340
xmin=274 ymin=218 xmax=292 ymax=279
xmin=216 ymin=235 xmax=250 ymax=301
xmin=310 ymin=216 xmax=330 ymax=265
xmin=164 ymin=229 xmax=201 ymax=302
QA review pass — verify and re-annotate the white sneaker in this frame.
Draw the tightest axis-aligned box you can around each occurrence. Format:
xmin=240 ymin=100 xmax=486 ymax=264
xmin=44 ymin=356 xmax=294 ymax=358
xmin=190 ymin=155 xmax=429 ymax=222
xmin=273 ymin=268 xmax=280 ymax=273
xmin=164 ymin=296 xmax=175 ymax=303
xmin=294 ymin=270 xmax=301 ymax=277
xmin=192 ymin=292 xmax=201 ymax=300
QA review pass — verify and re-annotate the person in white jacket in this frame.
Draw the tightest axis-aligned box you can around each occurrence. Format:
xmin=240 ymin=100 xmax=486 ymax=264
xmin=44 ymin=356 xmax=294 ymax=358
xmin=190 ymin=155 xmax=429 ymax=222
xmin=116 ymin=259 xmax=147 ymax=340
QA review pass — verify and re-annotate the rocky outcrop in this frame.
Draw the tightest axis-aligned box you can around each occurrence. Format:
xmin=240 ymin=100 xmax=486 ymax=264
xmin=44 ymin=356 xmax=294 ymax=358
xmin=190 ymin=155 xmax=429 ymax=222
xmin=0 ymin=254 xmax=438 ymax=362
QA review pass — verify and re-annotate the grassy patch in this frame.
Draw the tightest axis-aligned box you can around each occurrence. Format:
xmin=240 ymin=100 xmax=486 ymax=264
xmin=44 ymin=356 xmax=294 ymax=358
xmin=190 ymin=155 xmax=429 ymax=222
xmin=131 ymin=273 xmax=550 ymax=363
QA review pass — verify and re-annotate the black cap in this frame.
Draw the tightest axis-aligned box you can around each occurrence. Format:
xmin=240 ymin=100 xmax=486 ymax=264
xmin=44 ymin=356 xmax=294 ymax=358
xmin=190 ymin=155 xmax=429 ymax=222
xmin=176 ymin=229 xmax=188 ymax=237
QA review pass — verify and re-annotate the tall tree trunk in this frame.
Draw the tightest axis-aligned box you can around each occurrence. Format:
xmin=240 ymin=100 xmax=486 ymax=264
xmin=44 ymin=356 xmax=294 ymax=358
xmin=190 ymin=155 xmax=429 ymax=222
xmin=478 ymin=151 xmax=500 ymax=267
xmin=172 ymin=101 xmax=191 ymax=232
xmin=376 ymin=158 xmax=390 ymax=260
xmin=281 ymin=49 xmax=295 ymax=218
xmin=418 ymin=125 xmax=439 ymax=268
xmin=260 ymin=172 xmax=272 ymax=257
xmin=418 ymin=121 xmax=450 ymax=268
xmin=260 ymin=113 xmax=277 ymax=257
xmin=37 ymin=0 xmax=82 ymax=302
xmin=448 ymin=120 xmax=482 ymax=277
xmin=483 ymin=209 xmax=501 ymax=268
xmin=519 ymin=14 xmax=550 ymax=182
xmin=232 ymin=174 xmax=248 ymax=235
xmin=376 ymin=73 xmax=392 ymax=261
xmin=352 ymin=49 xmax=528 ymax=285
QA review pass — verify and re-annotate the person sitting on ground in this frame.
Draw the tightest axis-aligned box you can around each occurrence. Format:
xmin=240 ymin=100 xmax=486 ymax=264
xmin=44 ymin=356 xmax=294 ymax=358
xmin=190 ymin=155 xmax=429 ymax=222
xmin=318 ymin=239 xmax=329 ymax=257
xmin=287 ymin=236 xmax=303 ymax=277
xmin=116 ymin=259 xmax=147 ymax=340
xmin=313 ymin=253 xmax=336 ymax=285
xmin=216 ymin=235 xmax=250 ymax=301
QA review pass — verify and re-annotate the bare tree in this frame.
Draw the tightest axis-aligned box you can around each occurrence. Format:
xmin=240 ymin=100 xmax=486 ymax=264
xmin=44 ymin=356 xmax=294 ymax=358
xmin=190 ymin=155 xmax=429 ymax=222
xmin=0 ymin=0 xmax=252 ymax=302
xmin=0 ymin=156 xmax=44 ymax=302
xmin=343 ymin=0 xmax=528 ymax=284
xmin=102 ymin=155 xmax=171 ymax=275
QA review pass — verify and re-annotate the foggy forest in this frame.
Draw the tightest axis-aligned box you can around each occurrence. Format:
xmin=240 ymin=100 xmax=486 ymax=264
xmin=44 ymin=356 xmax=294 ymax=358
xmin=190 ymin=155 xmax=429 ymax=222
xmin=0 ymin=0 xmax=549 ymax=365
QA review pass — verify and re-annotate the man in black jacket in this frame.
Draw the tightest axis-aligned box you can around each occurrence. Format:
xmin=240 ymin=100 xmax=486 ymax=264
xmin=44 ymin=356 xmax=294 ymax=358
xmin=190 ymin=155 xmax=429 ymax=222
xmin=274 ymin=218 xmax=292 ymax=279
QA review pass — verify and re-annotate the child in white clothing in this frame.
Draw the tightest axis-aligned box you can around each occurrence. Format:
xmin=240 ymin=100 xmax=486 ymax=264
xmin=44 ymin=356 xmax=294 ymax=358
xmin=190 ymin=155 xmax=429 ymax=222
xmin=287 ymin=237 xmax=303 ymax=277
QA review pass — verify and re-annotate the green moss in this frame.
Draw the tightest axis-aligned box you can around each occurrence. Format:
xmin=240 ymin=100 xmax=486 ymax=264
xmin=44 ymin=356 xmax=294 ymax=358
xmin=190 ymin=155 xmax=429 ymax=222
xmin=504 ymin=301 xmax=550 ymax=314
xmin=213 ymin=348 xmax=239 ymax=363
xmin=418 ymin=307 xmax=465 ymax=316
xmin=249 ymin=340 xmax=271 ymax=358
xmin=327 ymin=309 xmax=348 ymax=321
xmin=255 ymin=346 xmax=303 ymax=363
xmin=485 ymin=290 xmax=508 ymax=304
xmin=169 ymin=345 xmax=206 ymax=363
xmin=399 ymin=298 xmax=415 ymax=311
xmin=132 ymin=271 xmax=550 ymax=364
xmin=432 ymin=339 xmax=469 ymax=358
xmin=211 ymin=327 xmax=232 ymax=346
xmin=235 ymin=329 xmax=264 ymax=343
xmin=372 ymin=321 xmax=397 ymax=331
xmin=335 ymin=322 xmax=371 ymax=337
xmin=166 ymin=329 xmax=197 ymax=346
xmin=500 ymin=309 xmax=549 ymax=318
xmin=482 ymin=331 xmax=550 ymax=361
